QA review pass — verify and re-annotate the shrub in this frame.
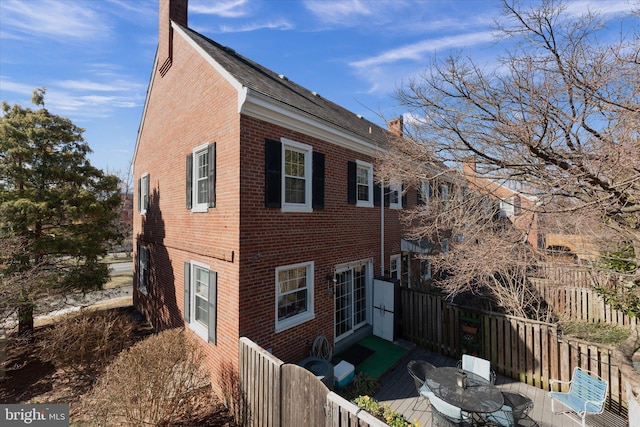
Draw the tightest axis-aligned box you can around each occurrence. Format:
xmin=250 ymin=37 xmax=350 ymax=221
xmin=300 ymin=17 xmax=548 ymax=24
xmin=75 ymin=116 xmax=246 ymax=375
xmin=339 ymin=372 xmax=380 ymax=401
xmin=80 ymin=328 xmax=209 ymax=426
xmin=39 ymin=308 xmax=136 ymax=378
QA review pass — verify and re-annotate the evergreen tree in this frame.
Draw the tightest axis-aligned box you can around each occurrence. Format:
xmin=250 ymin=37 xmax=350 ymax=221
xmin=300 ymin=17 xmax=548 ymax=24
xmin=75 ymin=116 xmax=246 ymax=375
xmin=0 ymin=88 xmax=123 ymax=336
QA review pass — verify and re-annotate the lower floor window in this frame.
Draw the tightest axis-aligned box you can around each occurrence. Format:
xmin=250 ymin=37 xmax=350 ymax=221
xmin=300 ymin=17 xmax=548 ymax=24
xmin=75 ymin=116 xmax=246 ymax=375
xmin=137 ymin=244 xmax=149 ymax=295
xmin=276 ymin=261 xmax=314 ymax=331
xmin=184 ymin=261 xmax=217 ymax=343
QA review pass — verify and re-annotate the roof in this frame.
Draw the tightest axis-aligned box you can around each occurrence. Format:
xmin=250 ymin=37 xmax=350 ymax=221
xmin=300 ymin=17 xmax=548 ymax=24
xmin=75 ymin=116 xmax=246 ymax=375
xmin=178 ymin=25 xmax=390 ymax=147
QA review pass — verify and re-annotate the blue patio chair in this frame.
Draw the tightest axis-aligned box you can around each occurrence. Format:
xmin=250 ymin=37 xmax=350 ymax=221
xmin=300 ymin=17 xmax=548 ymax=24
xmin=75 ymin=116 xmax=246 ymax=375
xmin=407 ymin=360 xmax=436 ymax=410
xmin=457 ymin=354 xmax=496 ymax=384
xmin=549 ymin=367 xmax=608 ymax=427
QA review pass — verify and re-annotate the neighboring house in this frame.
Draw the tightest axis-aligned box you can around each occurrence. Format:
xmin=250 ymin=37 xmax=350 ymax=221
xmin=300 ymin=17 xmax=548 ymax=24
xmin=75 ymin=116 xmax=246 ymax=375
xmin=133 ymin=0 xmax=423 ymax=390
xmin=462 ymin=157 xmax=539 ymax=248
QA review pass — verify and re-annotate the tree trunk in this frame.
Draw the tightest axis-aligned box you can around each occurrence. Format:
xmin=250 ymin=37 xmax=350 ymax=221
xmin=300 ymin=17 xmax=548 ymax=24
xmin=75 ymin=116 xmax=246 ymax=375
xmin=18 ymin=303 xmax=34 ymax=338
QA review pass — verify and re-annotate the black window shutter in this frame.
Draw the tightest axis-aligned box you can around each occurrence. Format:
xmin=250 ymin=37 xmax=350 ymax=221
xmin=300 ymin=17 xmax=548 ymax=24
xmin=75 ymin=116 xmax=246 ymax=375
xmin=417 ymin=188 xmax=424 ymax=206
xmin=208 ymin=271 xmax=217 ymax=344
xmin=312 ymin=151 xmax=325 ymax=209
xmin=374 ymin=183 xmax=381 ymax=206
xmin=347 ymin=161 xmax=356 ymax=204
xmin=137 ymin=177 xmax=142 ymax=213
xmin=183 ymin=262 xmax=190 ymax=322
xmin=384 ymin=187 xmax=390 ymax=207
xmin=402 ymin=184 xmax=407 ymax=208
xmin=186 ymin=154 xmax=193 ymax=209
xmin=207 ymin=142 xmax=216 ymax=208
xmin=265 ymin=139 xmax=282 ymax=208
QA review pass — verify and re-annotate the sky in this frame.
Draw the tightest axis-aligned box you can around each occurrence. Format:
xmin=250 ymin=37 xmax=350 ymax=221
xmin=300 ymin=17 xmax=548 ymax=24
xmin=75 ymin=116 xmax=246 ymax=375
xmin=1 ymin=0 xmax=638 ymax=180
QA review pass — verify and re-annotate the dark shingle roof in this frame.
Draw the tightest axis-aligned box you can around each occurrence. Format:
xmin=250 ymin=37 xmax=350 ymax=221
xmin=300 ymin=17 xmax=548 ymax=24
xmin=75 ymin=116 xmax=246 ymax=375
xmin=179 ymin=25 xmax=389 ymax=147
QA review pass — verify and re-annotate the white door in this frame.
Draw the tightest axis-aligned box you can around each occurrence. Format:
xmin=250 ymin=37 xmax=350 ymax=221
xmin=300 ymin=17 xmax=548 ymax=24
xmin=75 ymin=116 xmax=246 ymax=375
xmin=373 ymin=279 xmax=394 ymax=341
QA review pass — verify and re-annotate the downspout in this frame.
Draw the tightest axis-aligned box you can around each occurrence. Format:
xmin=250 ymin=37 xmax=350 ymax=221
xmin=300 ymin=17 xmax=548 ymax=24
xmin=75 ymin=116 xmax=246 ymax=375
xmin=380 ymin=180 xmax=385 ymax=277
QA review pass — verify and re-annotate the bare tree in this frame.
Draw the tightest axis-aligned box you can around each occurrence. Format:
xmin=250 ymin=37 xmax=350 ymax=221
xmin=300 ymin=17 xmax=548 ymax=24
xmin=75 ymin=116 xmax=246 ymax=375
xmin=379 ymin=0 xmax=639 ymax=316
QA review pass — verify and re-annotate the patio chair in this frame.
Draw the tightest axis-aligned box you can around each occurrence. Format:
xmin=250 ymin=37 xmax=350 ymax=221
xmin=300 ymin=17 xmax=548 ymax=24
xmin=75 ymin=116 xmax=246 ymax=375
xmin=430 ymin=394 xmax=468 ymax=427
xmin=549 ymin=367 xmax=608 ymax=427
xmin=479 ymin=391 xmax=535 ymax=426
xmin=457 ymin=354 xmax=496 ymax=384
xmin=407 ymin=360 xmax=436 ymax=410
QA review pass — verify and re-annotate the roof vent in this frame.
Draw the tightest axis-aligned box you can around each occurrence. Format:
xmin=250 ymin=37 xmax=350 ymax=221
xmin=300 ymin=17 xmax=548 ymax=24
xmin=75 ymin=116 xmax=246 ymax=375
xmin=278 ymin=74 xmax=288 ymax=81
xmin=312 ymin=91 xmax=320 ymax=97
xmin=357 ymin=114 xmax=363 ymax=119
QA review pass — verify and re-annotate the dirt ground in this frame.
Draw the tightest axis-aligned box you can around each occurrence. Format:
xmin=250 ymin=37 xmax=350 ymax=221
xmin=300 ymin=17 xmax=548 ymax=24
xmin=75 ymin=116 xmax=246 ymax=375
xmin=0 ymin=307 xmax=238 ymax=426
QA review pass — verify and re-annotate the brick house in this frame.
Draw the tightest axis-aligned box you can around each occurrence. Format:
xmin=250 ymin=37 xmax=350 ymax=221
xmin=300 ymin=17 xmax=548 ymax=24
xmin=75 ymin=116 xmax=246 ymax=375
xmin=133 ymin=0 xmax=422 ymax=388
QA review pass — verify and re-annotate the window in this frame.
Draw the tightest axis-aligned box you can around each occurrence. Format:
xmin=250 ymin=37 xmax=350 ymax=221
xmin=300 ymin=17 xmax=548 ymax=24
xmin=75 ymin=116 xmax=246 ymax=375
xmin=276 ymin=261 xmax=314 ymax=331
xmin=186 ymin=142 xmax=216 ymax=212
xmin=389 ymin=254 xmax=401 ymax=280
xmin=335 ymin=260 xmax=369 ymax=341
xmin=347 ymin=160 xmax=373 ymax=207
xmin=282 ymin=139 xmax=313 ymax=211
xmin=183 ymin=261 xmax=217 ymax=343
xmin=417 ymin=180 xmax=430 ymax=206
xmin=138 ymin=173 xmax=149 ymax=214
xmin=500 ymin=197 xmax=515 ymax=217
xmin=420 ymin=259 xmax=432 ymax=281
xmin=137 ymin=244 xmax=149 ymax=295
xmin=389 ymin=183 xmax=402 ymax=209
xmin=265 ymin=139 xmax=324 ymax=210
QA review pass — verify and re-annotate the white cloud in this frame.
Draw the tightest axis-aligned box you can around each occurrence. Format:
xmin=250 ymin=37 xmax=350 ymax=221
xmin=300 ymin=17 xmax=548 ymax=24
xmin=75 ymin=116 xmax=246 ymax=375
xmin=350 ymin=31 xmax=496 ymax=70
xmin=564 ymin=0 xmax=638 ymax=17
xmin=0 ymin=0 xmax=110 ymax=40
xmin=217 ymin=19 xmax=294 ymax=33
xmin=190 ymin=0 xmax=251 ymax=18
xmin=304 ymin=0 xmax=372 ymax=23
xmin=56 ymin=79 xmax=143 ymax=93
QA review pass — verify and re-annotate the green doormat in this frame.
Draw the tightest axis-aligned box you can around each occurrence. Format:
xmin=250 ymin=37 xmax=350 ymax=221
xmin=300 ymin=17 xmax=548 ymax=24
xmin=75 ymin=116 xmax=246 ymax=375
xmin=355 ymin=335 xmax=408 ymax=379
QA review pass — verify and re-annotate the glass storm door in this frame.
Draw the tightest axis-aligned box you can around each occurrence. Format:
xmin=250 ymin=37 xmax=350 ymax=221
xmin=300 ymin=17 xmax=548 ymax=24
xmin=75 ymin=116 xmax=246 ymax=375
xmin=335 ymin=263 xmax=368 ymax=341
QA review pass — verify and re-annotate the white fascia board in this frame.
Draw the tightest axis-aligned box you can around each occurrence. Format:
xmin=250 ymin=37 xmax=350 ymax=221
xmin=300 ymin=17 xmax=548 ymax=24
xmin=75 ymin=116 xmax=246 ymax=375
xmin=241 ymin=89 xmax=384 ymax=157
xmin=132 ymin=51 xmax=159 ymax=178
xmin=174 ymin=23 xmax=244 ymax=94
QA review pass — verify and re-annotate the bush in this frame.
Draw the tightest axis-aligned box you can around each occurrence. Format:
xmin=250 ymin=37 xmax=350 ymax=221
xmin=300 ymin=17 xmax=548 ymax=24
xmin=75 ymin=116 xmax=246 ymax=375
xmin=80 ymin=328 xmax=209 ymax=426
xmin=339 ymin=372 xmax=380 ymax=401
xmin=39 ymin=308 xmax=137 ymax=378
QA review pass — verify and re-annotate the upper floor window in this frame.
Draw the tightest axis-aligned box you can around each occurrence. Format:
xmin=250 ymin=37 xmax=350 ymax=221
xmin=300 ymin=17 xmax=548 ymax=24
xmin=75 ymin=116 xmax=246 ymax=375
xmin=348 ymin=160 xmax=373 ymax=207
xmin=500 ymin=196 xmax=521 ymax=217
xmin=186 ymin=142 xmax=216 ymax=212
xmin=138 ymin=173 xmax=149 ymax=214
xmin=389 ymin=182 xmax=402 ymax=209
xmin=417 ymin=180 xmax=430 ymax=206
xmin=275 ymin=261 xmax=315 ymax=332
xmin=265 ymin=138 xmax=324 ymax=211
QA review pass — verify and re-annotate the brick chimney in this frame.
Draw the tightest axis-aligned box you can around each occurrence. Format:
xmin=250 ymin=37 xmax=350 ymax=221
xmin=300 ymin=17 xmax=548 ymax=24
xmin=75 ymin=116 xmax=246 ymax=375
xmin=462 ymin=156 xmax=477 ymax=174
xmin=387 ymin=116 xmax=403 ymax=137
xmin=158 ymin=0 xmax=188 ymax=76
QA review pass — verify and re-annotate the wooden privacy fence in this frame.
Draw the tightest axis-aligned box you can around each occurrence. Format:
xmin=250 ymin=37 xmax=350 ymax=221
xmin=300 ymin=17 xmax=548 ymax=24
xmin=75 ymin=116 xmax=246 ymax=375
xmin=401 ymin=288 xmax=628 ymax=415
xmin=531 ymin=281 xmax=638 ymax=327
xmin=238 ymin=337 xmax=391 ymax=427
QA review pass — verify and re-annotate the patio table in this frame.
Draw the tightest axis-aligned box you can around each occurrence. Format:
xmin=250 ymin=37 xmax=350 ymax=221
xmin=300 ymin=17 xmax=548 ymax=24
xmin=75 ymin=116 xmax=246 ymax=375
xmin=423 ymin=366 xmax=504 ymax=414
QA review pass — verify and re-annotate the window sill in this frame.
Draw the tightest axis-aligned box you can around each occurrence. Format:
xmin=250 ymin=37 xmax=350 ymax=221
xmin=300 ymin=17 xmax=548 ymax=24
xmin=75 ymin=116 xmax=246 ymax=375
xmin=188 ymin=321 xmax=208 ymax=342
xmin=275 ymin=312 xmax=315 ymax=333
xmin=281 ymin=205 xmax=313 ymax=213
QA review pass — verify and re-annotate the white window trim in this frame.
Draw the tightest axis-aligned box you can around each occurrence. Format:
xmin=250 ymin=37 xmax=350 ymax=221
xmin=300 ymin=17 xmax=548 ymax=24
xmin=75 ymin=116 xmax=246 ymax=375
xmin=281 ymin=138 xmax=313 ymax=213
xmin=139 ymin=173 xmax=149 ymax=215
xmin=390 ymin=254 xmax=401 ymax=280
xmin=275 ymin=261 xmax=315 ymax=332
xmin=389 ymin=182 xmax=402 ymax=210
xmin=191 ymin=143 xmax=210 ymax=213
xmin=356 ymin=160 xmax=374 ymax=207
xmin=189 ymin=260 xmax=210 ymax=341
xmin=420 ymin=259 xmax=432 ymax=281
xmin=500 ymin=197 xmax=515 ymax=217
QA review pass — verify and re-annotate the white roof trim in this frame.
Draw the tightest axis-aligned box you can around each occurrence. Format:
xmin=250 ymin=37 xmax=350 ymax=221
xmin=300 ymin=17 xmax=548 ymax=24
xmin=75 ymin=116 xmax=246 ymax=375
xmin=173 ymin=23 xmax=244 ymax=93
xmin=242 ymin=89 xmax=383 ymax=157
xmin=132 ymin=50 xmax=159 ymax=177
xmin=175 ymin=22 xmax=385 ymax=157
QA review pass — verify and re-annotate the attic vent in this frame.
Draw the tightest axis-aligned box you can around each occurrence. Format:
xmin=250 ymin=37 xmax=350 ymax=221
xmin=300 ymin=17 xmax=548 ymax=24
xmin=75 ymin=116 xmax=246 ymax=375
xmin=223 ymin=46 xmax=236 ymax=54
xmin=278 ymin=74 xmax=288 ymax=81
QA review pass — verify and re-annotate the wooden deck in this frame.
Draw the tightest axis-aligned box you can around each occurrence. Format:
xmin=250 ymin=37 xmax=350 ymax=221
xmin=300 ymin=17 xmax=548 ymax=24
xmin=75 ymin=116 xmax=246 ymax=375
xmin=373 ymin=343 xmax=628 ymax=427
